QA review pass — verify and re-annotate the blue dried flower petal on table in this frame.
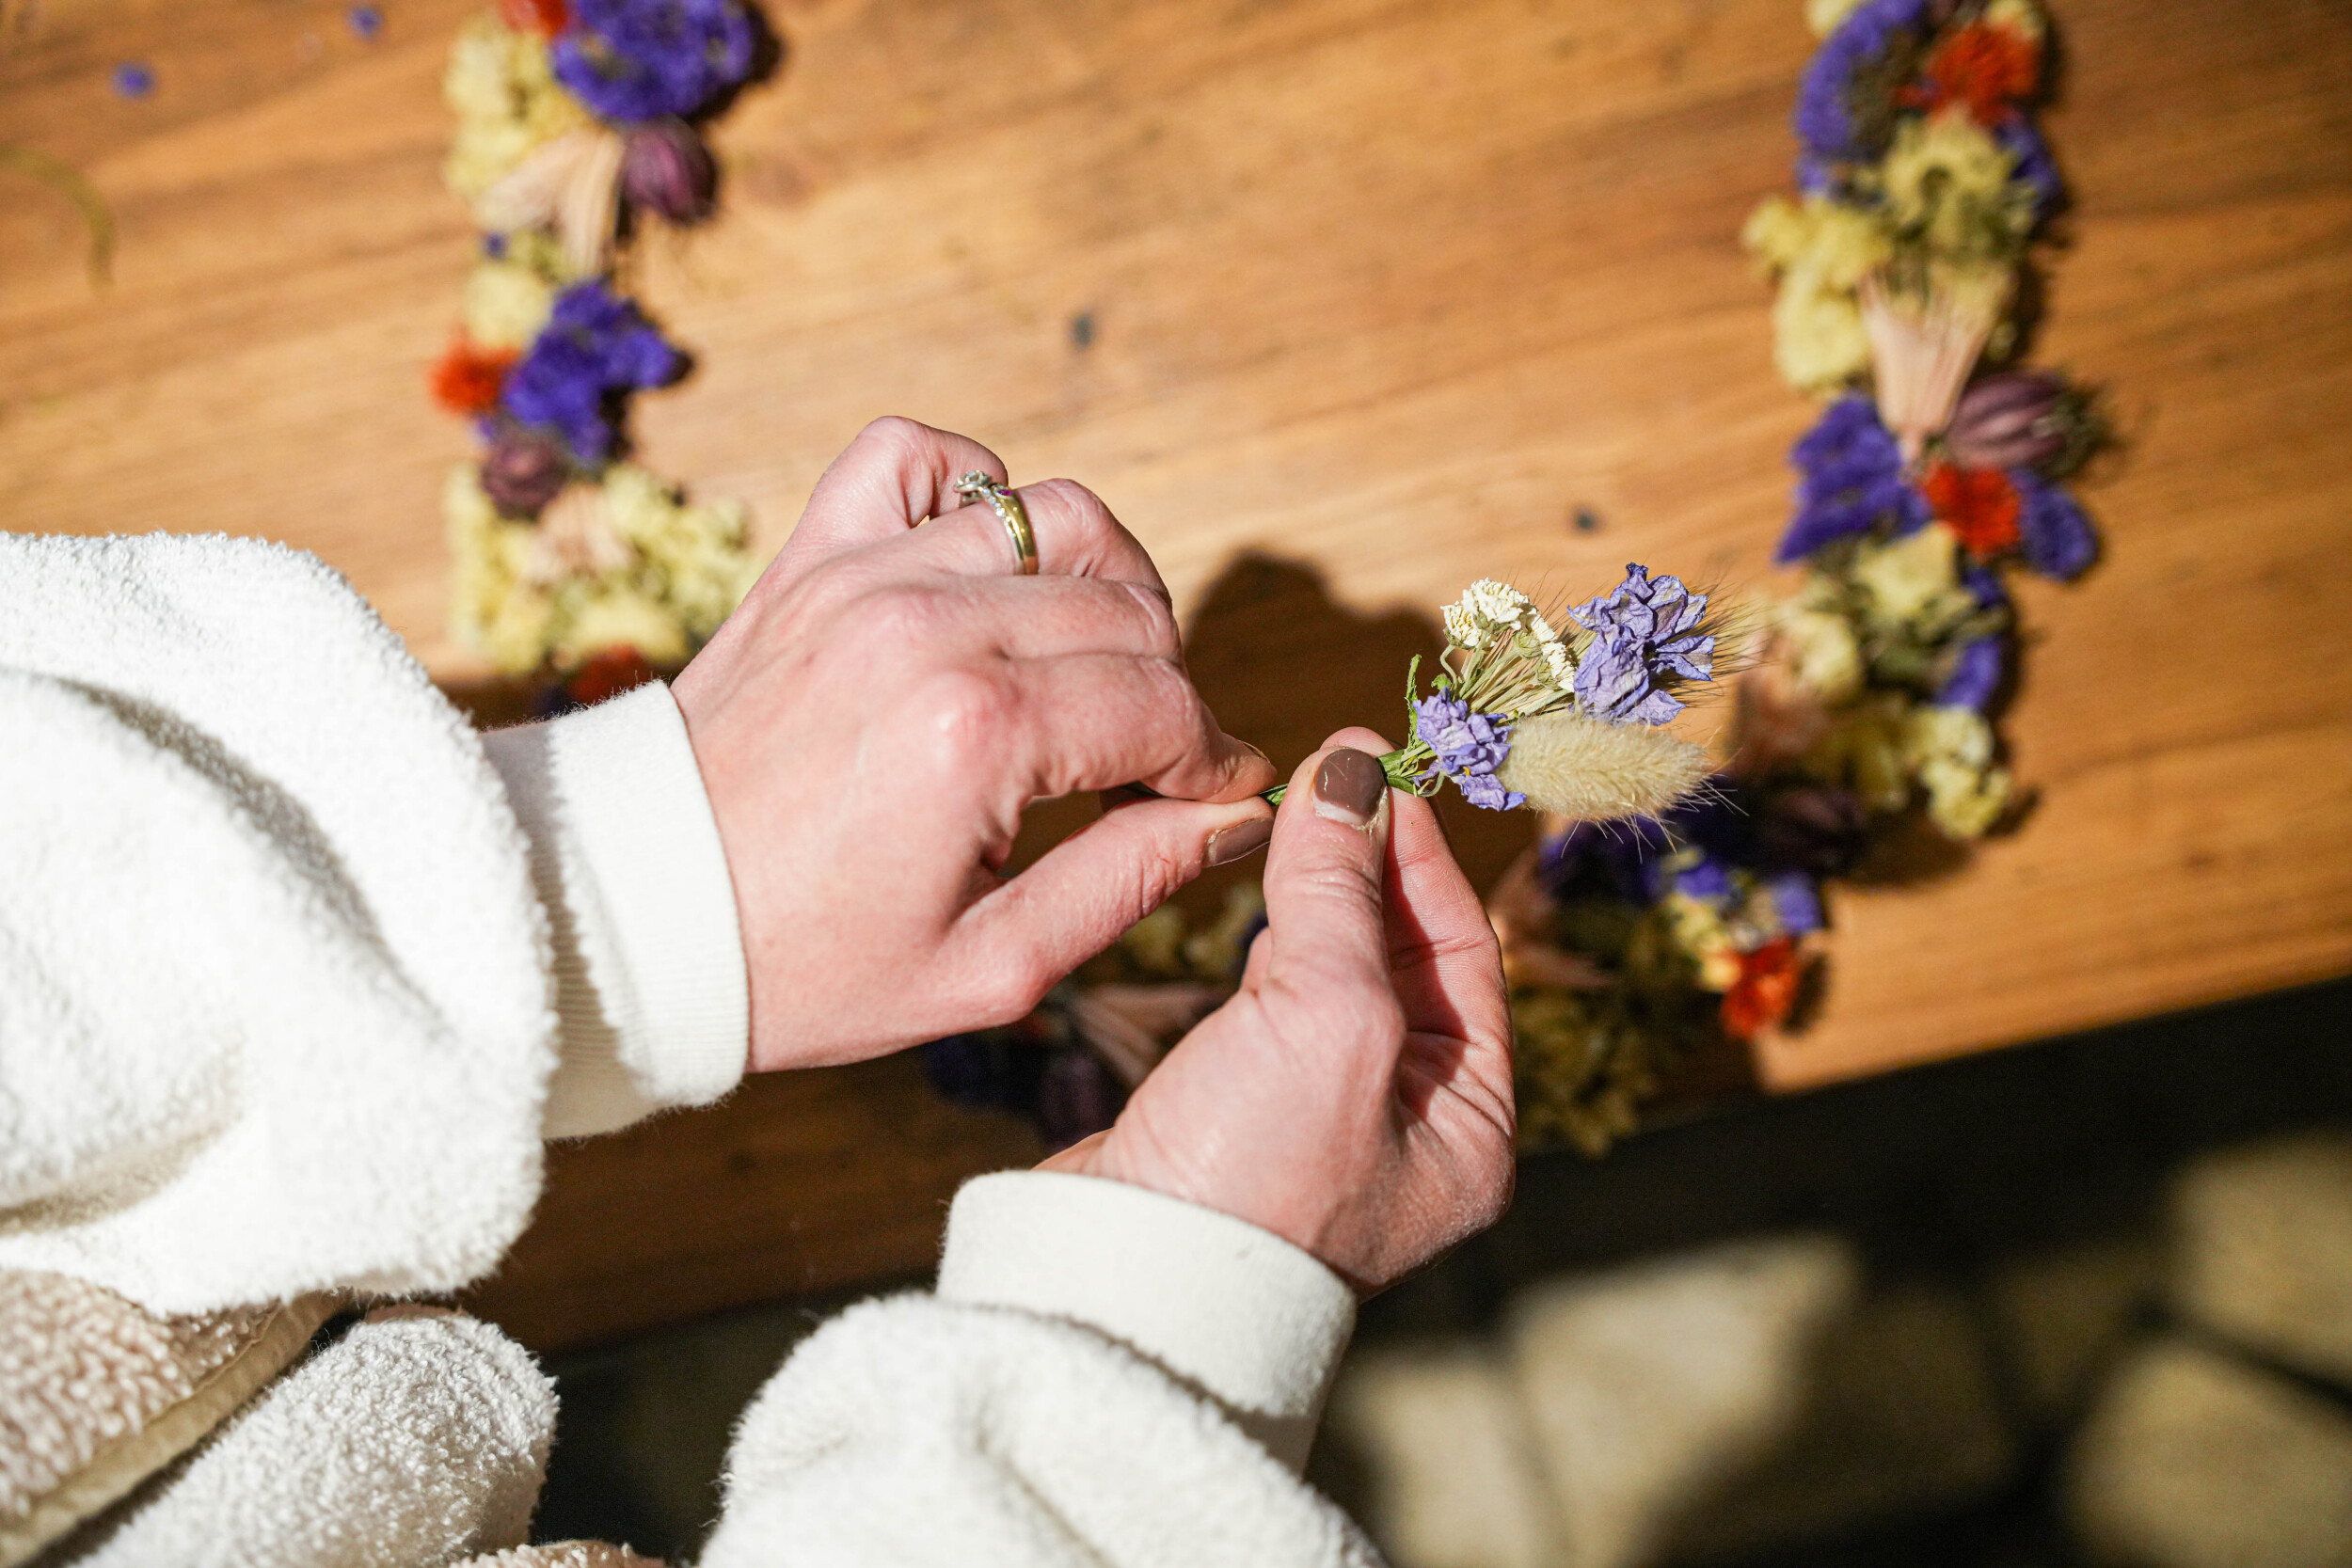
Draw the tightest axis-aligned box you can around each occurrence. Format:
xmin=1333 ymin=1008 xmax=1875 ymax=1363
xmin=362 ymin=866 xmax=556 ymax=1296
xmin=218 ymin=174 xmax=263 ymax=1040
xmin=1937 ymin=634 xmax=2006 ymax=710
xmin=2013 ymin=467 xmax=2099 ymax=580
xmin=501 ymin=280 xmax=682 ymax=463
xmin=1793 ymin=0 xmax=1930 ymax=162
xmin=1779 ymin=396 xmax=1931 ymax=562
xmin=554 ymin=0 xmax=756 ymax=124
xmin=1766 ymin=871 xmax=1826 ymax=935
xmin=1994 ymin=116 xmax=2065 ymax=224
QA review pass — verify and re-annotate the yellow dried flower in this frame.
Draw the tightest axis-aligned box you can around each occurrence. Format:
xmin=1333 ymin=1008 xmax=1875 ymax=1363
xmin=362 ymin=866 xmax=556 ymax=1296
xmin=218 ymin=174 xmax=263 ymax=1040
xmin=1662 ymin=892 xmax=1742 ymax=990
xmin=1775 ymin=602 xmax=1866 ymax=704
xmin=1921 ymin=758 xmax=2011 ymax=836
xmin=554 ymin=583 xmax=691 ymax=668
xmin=1744 ymin=196 xmax=1895 ymax=395
xmin=445 ymin=465 xmax=556 ymax=673
xmin=1771 ymin=265 xmax=1876 ymax=395
xmin=600 ymin=465 xmax=759 ymax=641
xmin=1983 ymin=0 xmax=2045 ymax=41
xmin=443 ymin=17 xmax=591 ymax=200
xmin=1906 ymin=708 xmax=2010 ymax=837
xmin=1805 ymin=0 xmax=1869 ymax=37
xmin=461 ymin=260 xmax=556 ymax=350
xmin=1804 ymin=692 xmax=1912 ymax=810
xmin=1744 ymin=195 xmax=1895 ymax=291
xmin=1851 ymin=522 xmax=1975 ymax=638
xmin=1875 ymin=109 xmax=2036 ymax=267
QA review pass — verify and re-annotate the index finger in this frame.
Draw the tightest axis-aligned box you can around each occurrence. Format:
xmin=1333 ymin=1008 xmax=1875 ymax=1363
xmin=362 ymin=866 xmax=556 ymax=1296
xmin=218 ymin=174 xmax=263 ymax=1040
xmin=780 ymin=417 xmax=1009 ymax=569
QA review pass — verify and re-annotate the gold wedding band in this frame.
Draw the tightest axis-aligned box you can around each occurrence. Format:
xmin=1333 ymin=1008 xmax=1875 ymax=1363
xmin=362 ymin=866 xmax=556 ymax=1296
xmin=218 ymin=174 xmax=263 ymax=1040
xmin=954 ymin=471 xmax=1040 ymax=576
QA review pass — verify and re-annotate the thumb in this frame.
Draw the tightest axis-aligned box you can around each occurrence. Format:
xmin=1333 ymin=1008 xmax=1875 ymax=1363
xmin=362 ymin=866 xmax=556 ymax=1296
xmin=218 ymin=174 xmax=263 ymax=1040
xmin=1257 ymin=735 xmax=1397 ymax=1006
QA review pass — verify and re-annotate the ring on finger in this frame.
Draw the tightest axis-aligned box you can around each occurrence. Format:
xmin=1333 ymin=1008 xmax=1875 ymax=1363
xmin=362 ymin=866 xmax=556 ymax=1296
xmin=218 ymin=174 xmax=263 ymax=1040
xmin=954 ymin=471 xmax=1040 ymax=577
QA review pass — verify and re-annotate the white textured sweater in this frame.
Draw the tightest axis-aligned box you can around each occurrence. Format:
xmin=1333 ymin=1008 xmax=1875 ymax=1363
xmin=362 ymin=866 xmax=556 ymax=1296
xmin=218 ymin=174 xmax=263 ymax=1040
xmin=0 ymin=533 xmax=1375 ymax=1565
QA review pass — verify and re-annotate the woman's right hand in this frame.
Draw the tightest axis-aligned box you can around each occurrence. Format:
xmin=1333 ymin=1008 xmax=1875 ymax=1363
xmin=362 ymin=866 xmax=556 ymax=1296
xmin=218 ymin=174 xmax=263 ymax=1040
xmin=1041 ymin=731 xmax=1518 ymax=1292
xmin=671 ymin=418 xmax=1278 ymax=1074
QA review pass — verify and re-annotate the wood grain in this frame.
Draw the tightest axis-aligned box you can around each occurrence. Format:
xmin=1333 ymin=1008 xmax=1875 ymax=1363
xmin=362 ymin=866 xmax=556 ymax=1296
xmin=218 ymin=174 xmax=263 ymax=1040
xmin=7 ymin=0 xmax=2350 ymax=1340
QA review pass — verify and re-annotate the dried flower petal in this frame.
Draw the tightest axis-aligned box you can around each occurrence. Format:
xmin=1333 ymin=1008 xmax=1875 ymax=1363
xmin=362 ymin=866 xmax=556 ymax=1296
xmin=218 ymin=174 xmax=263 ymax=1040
xmin=2013 ymin=467 xmax=2098 ymax=580
xmin=621 ymin=118 xmax=718 ymax=223
xmin=1409 ymin=691 xmax=1525 ymax=811
xmin=1779 ymin=396 xmax=1930 ymax=561
xmin=1945 ymin=370 xmax=2069 ymax=470
xmin=552 ymin=0 xmax=755 ymax=124
xmin=1566 ymin=564 xmax=1716 ymax=724
xmin=501 ymin=279 xmax=681 ymax=463
xmin=1921 ymin=462 xmax=2022 ymax=558
xmin=481 ymin=424 xmax=572 ymax=516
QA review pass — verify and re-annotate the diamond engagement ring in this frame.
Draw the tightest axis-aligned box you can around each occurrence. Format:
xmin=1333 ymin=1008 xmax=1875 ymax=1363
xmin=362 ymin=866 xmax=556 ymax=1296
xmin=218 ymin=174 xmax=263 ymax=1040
xmin=953 ymin=471 xmax=1040 ymax=576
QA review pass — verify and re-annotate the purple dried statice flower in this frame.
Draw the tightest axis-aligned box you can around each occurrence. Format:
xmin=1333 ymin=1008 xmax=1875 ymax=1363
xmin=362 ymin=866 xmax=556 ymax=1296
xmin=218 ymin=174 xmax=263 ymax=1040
xmin=1567 ymin=564 xmax=1716 ymax=725
xmin=1937 ymin=634 xmax=2005 ymax=710
xmin=1794 ymin=0 xmax=1930 ymax=162
xmin=1410 ymin=690 xmax=1526 ymax=811
xmin=1766 ymin=871 xmax=1825 ymax=936
xmin=2012 ymin=467 xmax=2097 ymax=580
xmin=1674 ymin=857 xmax=1738 ymax=903
xmin=553 ymin=0 xmax=755 ymax=124
xmin=1777 ymin=395 xmax=1931 ymax=562
xmin=621 ymin=118 xmax=718 ymax=223
xmin=1994 ymin=116 xmax=2065 ymax=225
xmin=501 ymin=280 xmax=681 ymax=464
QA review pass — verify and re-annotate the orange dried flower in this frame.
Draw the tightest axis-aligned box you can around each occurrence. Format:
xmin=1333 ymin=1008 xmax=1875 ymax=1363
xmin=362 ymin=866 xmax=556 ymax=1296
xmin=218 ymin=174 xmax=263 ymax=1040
xmin=565 ymin=645 xmax=661 ymax=705
xmin=1721 ymin=937 xmax=1804 ymax=1041
xmin=499 ymin=0 xmax=571 ymax=38
xmin=430 ymin=338 xmax=519 ymax=417
xmin=1904 ymin=24 xmax=2042 ymax=123
xmin=1922 ymin=461 xmax=2022 ymax=558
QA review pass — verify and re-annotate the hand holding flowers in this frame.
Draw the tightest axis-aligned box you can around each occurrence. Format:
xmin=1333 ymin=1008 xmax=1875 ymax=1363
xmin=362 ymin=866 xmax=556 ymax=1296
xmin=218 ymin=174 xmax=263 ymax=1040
xmin=671 ymin=420 xmax=1276 ymax=1073
xmin=1043 ymin=731 xmax=1515 ymax=1294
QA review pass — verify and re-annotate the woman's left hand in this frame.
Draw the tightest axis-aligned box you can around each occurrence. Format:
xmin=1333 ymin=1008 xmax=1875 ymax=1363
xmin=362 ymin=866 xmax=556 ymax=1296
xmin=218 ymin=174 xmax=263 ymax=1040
xmin=673 ymin=418 xmax=1278 ymax=1073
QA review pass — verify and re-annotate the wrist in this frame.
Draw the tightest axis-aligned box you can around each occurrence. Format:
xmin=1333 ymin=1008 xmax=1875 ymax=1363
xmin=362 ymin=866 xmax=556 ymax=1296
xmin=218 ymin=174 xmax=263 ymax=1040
xmin=938 ymin=1170 xmax=1357 ymax=1471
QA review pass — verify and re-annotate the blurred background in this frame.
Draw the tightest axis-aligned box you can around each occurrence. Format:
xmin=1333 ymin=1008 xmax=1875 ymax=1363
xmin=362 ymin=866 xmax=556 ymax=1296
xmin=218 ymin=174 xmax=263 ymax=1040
xmin=6 ymin=0 xmax=2349 ymax=1563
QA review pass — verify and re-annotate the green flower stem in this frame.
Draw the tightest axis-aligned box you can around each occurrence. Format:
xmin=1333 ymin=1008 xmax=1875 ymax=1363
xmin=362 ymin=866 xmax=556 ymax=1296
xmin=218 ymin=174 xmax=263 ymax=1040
xmin=1259 ymin=744 xmax=1430 ymax=806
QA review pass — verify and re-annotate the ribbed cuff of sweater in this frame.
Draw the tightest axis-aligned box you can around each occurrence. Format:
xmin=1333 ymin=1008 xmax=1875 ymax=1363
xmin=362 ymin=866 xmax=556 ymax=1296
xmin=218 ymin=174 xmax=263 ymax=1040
xmin=480 ymin=681 xmax=749 ymax=1139
xmin=936 ymin=1171 xmax=1357 ymax=1472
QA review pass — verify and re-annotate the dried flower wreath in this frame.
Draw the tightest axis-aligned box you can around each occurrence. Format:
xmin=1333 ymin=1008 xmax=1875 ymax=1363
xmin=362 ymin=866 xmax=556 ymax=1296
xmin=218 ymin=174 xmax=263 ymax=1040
xmin=433 ymin=0 xmax=763 ymax=708
xmin=926 ymin=0 xmax=2106 ymax=1156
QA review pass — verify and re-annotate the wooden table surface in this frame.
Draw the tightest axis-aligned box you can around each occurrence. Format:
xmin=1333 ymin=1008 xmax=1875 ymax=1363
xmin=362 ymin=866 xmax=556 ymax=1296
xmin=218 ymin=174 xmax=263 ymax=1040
xmin=7 ymin=0 xmax=2349 ymax=1345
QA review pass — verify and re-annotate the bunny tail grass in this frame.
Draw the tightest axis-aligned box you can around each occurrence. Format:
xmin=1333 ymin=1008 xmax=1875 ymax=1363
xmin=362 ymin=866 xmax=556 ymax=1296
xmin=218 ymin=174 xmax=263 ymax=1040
xmin=1496 ymin=710 xmax=1712 ymax=823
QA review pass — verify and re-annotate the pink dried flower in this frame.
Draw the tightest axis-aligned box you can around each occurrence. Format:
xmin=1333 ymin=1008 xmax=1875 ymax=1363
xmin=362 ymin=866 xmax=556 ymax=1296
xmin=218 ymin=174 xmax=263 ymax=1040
xmin=621 ymin=119 xmax=718 ymax=224
xmin=481 ymin=426 xmax=571 ymax=517
xmin=1945 ymin=371 xmax=2069 ymax=470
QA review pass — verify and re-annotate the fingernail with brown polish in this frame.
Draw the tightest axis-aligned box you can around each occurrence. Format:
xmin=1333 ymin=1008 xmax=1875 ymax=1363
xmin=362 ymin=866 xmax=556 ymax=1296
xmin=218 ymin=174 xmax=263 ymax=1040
xmin=1313 ymin=748 xmax=1386 ymax=827
xmin=1205 ymin=816 xmax=1273 ymax=866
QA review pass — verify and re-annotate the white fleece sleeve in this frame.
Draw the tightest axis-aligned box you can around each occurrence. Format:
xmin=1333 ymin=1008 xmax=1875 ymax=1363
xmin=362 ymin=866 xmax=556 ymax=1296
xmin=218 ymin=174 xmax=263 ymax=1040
xmin=700 ymin=1172 xmax=1382 ymax=1568
xmin=477 ymin=683 xmax=748 ymax=1139
xmin=0 ymin=533 xmax=721 ymax=1317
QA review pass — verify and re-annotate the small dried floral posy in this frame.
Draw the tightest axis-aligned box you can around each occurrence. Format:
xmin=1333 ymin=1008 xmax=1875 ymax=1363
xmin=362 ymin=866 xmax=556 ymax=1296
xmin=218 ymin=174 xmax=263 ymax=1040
xmin=1263 ymin=566 xmax=1722 ymax=823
